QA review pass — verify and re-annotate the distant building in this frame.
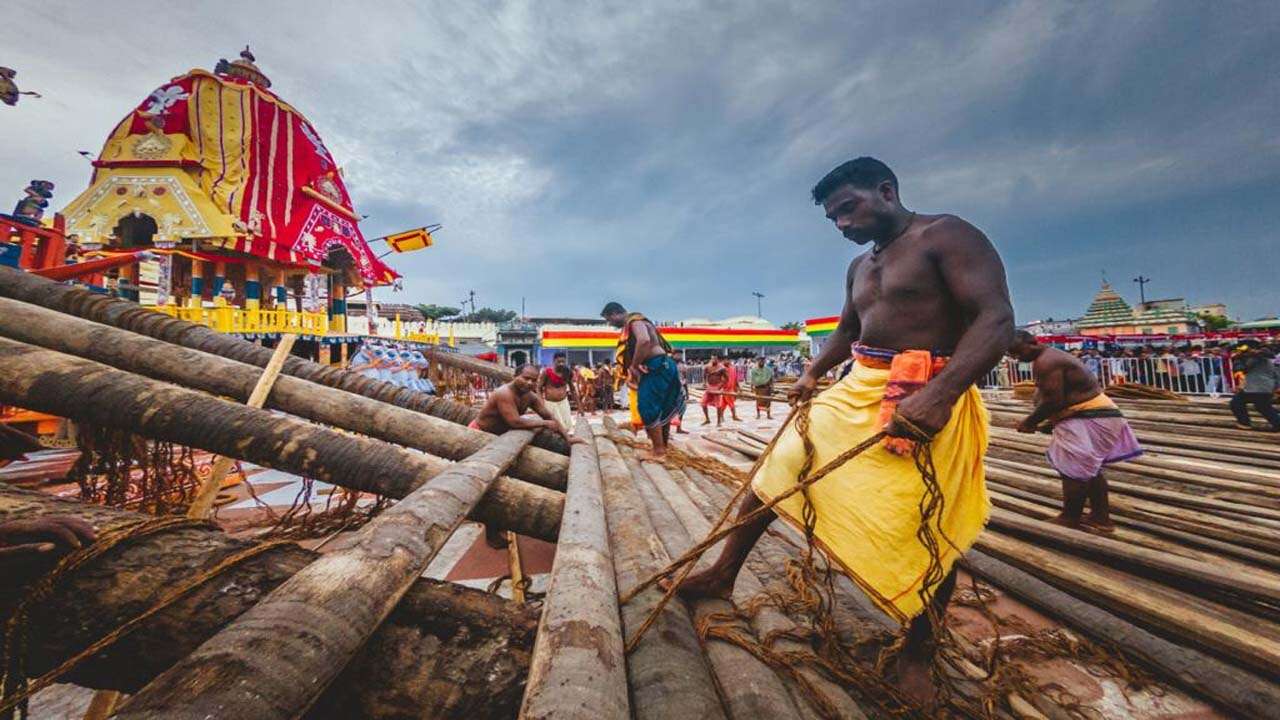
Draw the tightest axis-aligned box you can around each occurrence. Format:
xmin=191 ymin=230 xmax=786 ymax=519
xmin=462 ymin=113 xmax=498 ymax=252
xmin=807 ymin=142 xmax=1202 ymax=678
xmin=1020 ymin=318 xmax=1078 ymax=336
xmin=1190 ymin=303 xmax=1229 ymax=320
xmin=1075 ymin=283 xmax=1200 ymax=336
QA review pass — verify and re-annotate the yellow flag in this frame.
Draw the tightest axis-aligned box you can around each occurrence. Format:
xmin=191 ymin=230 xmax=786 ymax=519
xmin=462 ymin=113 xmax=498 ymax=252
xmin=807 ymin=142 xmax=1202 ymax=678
xmin=385 ymin=228 xmax=434 ymax=253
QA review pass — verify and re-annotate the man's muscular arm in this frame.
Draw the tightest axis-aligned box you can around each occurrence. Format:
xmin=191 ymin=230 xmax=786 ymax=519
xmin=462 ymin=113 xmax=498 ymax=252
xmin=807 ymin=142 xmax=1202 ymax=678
xmin=1021 ymin=361 xmax=1066 ymax=432
xmin=890 ymin=220 xmax=1013 ymax=436
xmin=792 ymin=259 xmax=862 ymax=403
xmin=528 ymin=394 xmax=582 ymax=444
xmin=497 ymin=390 xmax=555 ymax=432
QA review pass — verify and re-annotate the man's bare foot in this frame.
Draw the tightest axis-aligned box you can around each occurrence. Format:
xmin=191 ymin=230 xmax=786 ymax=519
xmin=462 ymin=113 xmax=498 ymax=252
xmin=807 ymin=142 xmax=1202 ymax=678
xmin=638 ymin=450 xmax=668 ymax=462
xmin=701 ymin=419 xmax=712 ymax=426
xmin=658 ymin=567 xmax=734 ymax=601
xmin=676 ymin=427 xmax=689 ymax=434
xmin=895 ymin=654 xmax=937 ymax=707
xmin=1048 ymin=513 xmax=1082 ymax=529
xmin=1081 ymin=516 xmax=1115 ymax=533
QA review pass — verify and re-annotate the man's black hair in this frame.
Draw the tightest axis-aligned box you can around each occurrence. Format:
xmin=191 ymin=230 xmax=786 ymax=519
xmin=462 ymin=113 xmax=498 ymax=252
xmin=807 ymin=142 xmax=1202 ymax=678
xmin=515 ymin=363 xmax=539 ymax=376
xmin=1012 ymin=330 xmax=1038 ymax=345
xmin=553 ymin=352 xmax=567 ymax=360
xmin=600 ymin=301 xmax=626 ymax=317
xmin=811 ymin=156 xmax=899 ymax=205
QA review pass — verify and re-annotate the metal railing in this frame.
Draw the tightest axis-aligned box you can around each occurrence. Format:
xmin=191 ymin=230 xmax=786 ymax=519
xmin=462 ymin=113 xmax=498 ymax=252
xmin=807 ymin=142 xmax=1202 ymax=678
xmin=979 ymin=356 xmax=1236 ymax=396
xmin=151 ymin=304 xmax=331 ymax=336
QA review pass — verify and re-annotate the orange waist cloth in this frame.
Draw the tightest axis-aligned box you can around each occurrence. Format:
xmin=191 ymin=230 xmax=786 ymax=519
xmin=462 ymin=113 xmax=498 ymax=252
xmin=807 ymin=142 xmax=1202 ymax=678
xmin=854 ymin=347 xmax=950 ymax=457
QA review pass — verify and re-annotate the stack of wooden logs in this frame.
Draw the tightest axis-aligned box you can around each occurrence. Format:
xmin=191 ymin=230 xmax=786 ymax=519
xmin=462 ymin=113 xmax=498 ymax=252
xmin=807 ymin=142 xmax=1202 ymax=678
xmin=969 ymin=392 xmax=1280 ymax=718
xmin=0 ymin=266 xmax=575 ymax=718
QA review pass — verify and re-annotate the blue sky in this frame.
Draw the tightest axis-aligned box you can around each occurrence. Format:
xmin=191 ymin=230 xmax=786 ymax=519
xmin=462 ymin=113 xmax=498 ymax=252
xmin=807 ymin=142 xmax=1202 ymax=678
xmin=4 ymin=1 xmax=1277 ymax=324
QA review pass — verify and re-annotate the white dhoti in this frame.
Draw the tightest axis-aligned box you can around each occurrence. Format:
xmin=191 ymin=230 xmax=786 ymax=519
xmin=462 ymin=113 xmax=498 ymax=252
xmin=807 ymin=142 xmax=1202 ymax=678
xmin=546 ymin=398 xmax=574 ymax=435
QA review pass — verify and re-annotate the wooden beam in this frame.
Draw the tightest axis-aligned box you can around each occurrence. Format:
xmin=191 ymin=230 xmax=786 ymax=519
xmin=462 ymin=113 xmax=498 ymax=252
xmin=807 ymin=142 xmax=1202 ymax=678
xmin=595 ymin=434 xmax=726 ymax=720
xmin=520 ymin=419 xmax=630 ymax=720
xmin=0 ymin=265 xmax=568 ymax=455
xmin=0 ymin=296 xmax=569 ymax=490
xmin=0 ymin=485 xmax=538 ymax=719
xmin=117 ymin=431 xmax=536 ymax=720
xmin=965 ymin=551 xmax=1280 ymax=720
xmin=0 ymin=338 xmax=562 ymax=541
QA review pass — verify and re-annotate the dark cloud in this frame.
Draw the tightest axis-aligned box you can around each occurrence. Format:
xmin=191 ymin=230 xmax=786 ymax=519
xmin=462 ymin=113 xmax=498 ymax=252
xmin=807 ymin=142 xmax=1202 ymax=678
xmin=4 ymin=1 xmax=1277 ymax=323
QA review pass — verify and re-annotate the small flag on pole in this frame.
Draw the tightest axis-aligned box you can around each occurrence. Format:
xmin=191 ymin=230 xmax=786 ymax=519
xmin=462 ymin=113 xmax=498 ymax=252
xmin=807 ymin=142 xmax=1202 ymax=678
xmin=384 ymin=227 xmax=434 ymax=253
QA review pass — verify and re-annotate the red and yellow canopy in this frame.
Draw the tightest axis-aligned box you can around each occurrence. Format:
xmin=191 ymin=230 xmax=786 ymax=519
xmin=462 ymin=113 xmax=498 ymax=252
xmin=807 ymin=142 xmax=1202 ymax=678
xmin=63 ymin=68 xmax=399 ymax=285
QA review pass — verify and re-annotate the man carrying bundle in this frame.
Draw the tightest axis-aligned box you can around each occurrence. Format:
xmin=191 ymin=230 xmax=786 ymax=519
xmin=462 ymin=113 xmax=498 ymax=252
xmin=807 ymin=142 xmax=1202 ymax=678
xmin=602 ymin=302 xmax=686 ymax=459
xmin=669 ymin=157 xmax=1013 ymax=704
xmin=1008 ymin=331 xmax=1142 ymax=532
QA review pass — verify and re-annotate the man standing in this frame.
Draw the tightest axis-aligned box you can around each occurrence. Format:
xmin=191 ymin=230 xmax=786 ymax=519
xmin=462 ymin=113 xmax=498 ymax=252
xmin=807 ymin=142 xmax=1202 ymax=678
xmin=668 ymin=157 xmax=1013 ymax=704
xmin=723 ymin=358 xmax=742 ymax=422
xmin=1008 ymin=331 xmax=1142 ymax=531
xmin=602 ymin=302 xmax=686 ymax=459
xmin=538 ymin=352 xmax=578 ymax=436
xmin=1229 ymin=342 xmax=1280 ymax=431
xmin=748 ymin=356 xmax=775 ymax=420
xmin=701 ymin=355 xmax=729 ymax=426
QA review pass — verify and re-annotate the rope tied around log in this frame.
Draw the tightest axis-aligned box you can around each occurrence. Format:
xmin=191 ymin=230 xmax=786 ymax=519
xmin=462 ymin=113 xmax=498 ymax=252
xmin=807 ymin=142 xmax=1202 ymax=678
xmin=0 ymin=517 xmax=291 ymax=718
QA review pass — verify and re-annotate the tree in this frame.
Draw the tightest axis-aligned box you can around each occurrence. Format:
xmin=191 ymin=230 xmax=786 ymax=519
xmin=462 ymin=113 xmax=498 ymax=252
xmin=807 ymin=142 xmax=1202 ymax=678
xmin=464 ymin=307 xmax=518 ymax=323
xmin=1200 ymin=314 xmax=1232 ymax=331
xmin=416 ymin=304 xmax=462 ymax=321
xmin=780 ymin=320 xmax=802 ymax=330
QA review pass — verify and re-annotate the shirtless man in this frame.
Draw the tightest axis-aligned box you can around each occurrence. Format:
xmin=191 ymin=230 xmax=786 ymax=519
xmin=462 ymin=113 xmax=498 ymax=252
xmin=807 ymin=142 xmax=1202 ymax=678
xmin=472 ymin=364 xmax=579 ymax=444
xmin=472 ymin=364 xmax=581 ymax=546
xmin=701 ymin=355 xmax=729 ymax=426
xmin=670 ymin=156 xmax=1013 ymax=704
xmin=537 ymin=353 xmax=579 ymax=435
xmin=1008 ymin=331 xmax=1141 ymax=531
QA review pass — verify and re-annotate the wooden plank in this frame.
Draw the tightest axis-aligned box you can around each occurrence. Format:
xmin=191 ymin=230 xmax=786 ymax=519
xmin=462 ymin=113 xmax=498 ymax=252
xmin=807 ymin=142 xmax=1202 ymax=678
xmin=117 ymin=431 xmax=536 ymax=720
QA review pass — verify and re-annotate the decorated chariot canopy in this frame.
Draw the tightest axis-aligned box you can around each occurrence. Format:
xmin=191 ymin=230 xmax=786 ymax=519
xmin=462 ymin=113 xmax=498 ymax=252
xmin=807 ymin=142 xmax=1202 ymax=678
xmin=61 ymin=48 xmax=399 ymax=286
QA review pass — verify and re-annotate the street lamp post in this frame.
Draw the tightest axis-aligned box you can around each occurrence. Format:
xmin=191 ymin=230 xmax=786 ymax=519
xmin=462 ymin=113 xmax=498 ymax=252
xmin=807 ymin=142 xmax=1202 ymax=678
xmin=752 ymin=291 xmax=765 ymax=318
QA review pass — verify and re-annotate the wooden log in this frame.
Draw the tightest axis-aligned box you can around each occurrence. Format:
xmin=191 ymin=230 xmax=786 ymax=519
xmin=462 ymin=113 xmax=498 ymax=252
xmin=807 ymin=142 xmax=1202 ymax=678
xmin=986 ymin=507 xmax=1280 ymax=604
xmin=0 ymin=296 xmax=568 ymax=491
xmin=621 ymin=452 xmax=806 ymax=720
xmin=424 ymin=346 xmax=514 ymax=381
xmin=642 ymin=462 xmax=870 ymax=720
xmin=0 ymin=485 xmax=538 ymax=719
xmin=984 ymin=455 xmax=1280 ymax=522
xmin=975 ymin=531 xmax=1280 ymax=678
xmin=0 ymin=265 xmax=569 ymax=455
xmin=703 ymin=434 xmax=762 ymax=460
xmin=594 ymin=435 xmax=726 ymax=720
xmin=0 ymin=338 xmax=562 ymax=542
xmin=520 ymin=419 xmax=629 ymax=720
xmin=983 ymin=467 xmax=1280 ymax=552
xmin=117 ymin=430 xmax=535 ymax=720
xmin=965 ymin=551 xmax=1280 ymax=720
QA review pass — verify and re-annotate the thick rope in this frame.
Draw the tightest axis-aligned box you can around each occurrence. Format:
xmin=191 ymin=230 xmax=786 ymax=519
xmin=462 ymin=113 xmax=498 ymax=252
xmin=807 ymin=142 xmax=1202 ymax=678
xmin=0 ymin=518 xmax=291 ymax=717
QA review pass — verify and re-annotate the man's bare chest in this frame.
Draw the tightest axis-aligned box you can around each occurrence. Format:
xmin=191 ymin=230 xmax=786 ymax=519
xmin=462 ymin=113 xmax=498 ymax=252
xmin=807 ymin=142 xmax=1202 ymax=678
xmin=850 ymin=252 xmax=945 ymax=316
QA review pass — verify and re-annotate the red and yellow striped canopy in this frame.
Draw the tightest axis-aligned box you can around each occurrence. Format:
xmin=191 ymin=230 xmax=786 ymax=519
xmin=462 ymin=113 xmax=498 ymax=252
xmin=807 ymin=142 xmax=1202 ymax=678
xmin=541 ymin=326 xmax=800 ymax=350
xmin=804 ymin=316 xmax=838 ymax=337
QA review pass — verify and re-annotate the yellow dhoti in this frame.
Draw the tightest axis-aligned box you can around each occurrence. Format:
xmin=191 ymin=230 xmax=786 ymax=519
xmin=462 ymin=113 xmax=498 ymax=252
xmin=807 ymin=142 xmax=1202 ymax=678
xmin=751 ymin=360 xmax=990 ymax=622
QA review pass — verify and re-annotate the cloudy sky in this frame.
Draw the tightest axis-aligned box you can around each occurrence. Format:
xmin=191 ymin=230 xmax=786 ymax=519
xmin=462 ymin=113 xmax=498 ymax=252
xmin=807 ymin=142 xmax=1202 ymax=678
xmin=4 ymin=1 xmax=1277 ymax=324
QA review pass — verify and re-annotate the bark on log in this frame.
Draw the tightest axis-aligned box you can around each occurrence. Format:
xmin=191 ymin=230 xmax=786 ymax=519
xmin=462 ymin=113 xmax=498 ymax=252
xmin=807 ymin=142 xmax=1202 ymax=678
xmin=0 ymin=297 xmax=568 ymax=491
xmin=986 ymin=508 xmax=1280 ymax=604
xmin=424 ymin=347 xmax=514 ymax=381
xmin=639 ymin=461 xmax=869 ymax=720
xmin=117 ymin=430 xmax=535 ymax=720
xmin=976 ymin=531 xmax=1280 ymax=678
xmin=520 ymin=419 xmax=629 ymax=720
xmin=595 ymin=435 xmax=726 ymax=720
xmin=0 ymin=339 xmax=562 ymax=542
xmin=965 ymin=551 xmax=1280 ymax=720
xmin=620 ymin=452 xmax=805 ymax=720
xmin=0 ymin=265 xmax=568 ymax=455
xmin=0 ymin=486 xmax=537 ymax=719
